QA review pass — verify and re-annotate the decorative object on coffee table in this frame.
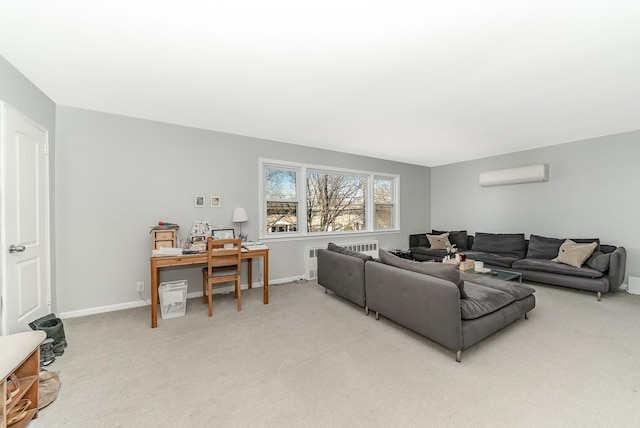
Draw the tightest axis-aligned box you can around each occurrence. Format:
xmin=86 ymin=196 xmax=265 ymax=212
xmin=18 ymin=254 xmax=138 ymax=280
xmin=445 ymin=242 xmax=458 ymax=260
xmin=458 ymin=260 xmax=475 ymax=271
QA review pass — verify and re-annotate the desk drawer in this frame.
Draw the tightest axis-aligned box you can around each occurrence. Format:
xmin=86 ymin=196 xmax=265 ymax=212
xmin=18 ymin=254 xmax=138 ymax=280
xmin=151 ymin=228 xmax=177 ymax=249
xmin=154 ymin=231 xmax=175 ymax=240
xmin=154 ymin=240 xmax=176 ymax=250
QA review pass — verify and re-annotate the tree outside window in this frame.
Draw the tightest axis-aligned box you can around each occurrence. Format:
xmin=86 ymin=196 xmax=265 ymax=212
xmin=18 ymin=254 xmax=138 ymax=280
xmin=306 ymin=171 xmax=366 ymax=233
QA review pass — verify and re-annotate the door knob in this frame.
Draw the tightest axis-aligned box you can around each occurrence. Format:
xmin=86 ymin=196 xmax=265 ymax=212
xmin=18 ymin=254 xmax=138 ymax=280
xmin=9 ymin=244 xmax=26 ymax=254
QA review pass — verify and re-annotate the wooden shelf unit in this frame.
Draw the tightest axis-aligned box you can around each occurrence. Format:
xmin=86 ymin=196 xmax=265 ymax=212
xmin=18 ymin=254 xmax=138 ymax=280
xmin=1 ymin=331 xmax=45 ymax=428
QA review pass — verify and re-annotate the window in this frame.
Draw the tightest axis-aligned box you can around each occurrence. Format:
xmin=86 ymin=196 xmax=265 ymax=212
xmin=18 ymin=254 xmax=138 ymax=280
xmin=265 ymin=167 xmax=299 ymax=233
xmin=374 ymin=177 xmax=394 ymax=230
xmin=261 ymin=160 xmax=398 ymax=238
xmin=307 ymin=171 xmax=367 ymax=232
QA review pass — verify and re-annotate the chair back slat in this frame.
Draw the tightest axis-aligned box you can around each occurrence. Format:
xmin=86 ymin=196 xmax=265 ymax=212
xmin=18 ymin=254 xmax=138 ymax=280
xmin=206 ymin=238 xmax=242 ymax=276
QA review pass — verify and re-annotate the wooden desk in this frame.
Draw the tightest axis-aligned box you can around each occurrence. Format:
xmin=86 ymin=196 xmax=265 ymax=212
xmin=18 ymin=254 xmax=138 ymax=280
xmin=149 ymin=248 xmax=269 ymax=328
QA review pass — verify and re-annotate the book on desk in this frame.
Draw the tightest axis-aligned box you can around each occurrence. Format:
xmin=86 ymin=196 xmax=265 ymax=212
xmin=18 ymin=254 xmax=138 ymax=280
xmin=242 ymin=241 xmax=268 ymax=250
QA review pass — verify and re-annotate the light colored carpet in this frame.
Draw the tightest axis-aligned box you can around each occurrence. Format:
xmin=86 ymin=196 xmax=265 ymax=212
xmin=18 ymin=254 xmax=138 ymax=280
xmin=31 ymin=281 xmax=640 ymax=427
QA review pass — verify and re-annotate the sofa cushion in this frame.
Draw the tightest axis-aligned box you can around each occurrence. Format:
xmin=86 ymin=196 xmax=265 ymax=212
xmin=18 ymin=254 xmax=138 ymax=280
xmin=327 ymin=243 xmax=373 ymax=262
xmin=553 ymin=240 xmax=597 ymax=268
xmin=410 ymin=247 xmax=448 ymax=258
xmin=460 ymin=282 xmax=515 ymax=320
xmin=432 ymin=230 xmax=469 ymax=250
xmin=584 ymin=251 xmax=611 ymax=273
xmin=463 ymin=251 xmax=521 ymax=268
xmin=511 ymin=258 xmax=604 ymax=278
xmin=379 ymin=249 xmax=467 ymax=298
xmin=460 ymin=272 xmax=535 ymax=301
xmin=426 ymin=233 xmax=451 ymax=250
xmin=526 ymin=234 xmax=564 ymax=260
xmin=471 ymin=232 xmax=526 ymax=258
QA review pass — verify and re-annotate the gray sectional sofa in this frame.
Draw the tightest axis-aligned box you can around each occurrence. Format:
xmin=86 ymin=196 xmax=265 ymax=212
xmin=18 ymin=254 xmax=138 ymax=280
xmin=317 ymin=244 xmax=535 ymax=362
xmin=410 ymin=231 xmax=626 ymax=300
xmin=317 ymin=243 xmax=372 ymax=314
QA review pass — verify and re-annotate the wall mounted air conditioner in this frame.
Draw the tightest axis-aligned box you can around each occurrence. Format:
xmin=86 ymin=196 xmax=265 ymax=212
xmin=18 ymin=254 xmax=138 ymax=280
xmin=479 ymin=164 xmax=549 ymax=187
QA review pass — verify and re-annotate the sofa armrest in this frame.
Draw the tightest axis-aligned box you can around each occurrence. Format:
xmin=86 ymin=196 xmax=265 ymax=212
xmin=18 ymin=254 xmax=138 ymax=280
xmin=365 ymin=262 xmax=463 ymax=352
xmin=317 ymin=249 xmax=367 ymax=307
xmin=607 ymin=246 xmax=627 ymax=292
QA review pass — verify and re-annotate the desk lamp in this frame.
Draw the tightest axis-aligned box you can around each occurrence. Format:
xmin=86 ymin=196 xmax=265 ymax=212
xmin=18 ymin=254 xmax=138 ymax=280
xmin=232 ymin=207 xmax=249 ymax=241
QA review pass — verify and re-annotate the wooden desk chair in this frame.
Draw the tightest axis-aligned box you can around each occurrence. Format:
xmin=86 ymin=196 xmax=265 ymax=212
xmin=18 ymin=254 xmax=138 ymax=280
xmin=201 ymin=238 xmax=242 ymax=316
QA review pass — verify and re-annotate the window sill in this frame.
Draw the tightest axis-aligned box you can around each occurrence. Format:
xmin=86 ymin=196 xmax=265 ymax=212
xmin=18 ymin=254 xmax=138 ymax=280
xmin=259 ymin=229 xmax=401 ymax=243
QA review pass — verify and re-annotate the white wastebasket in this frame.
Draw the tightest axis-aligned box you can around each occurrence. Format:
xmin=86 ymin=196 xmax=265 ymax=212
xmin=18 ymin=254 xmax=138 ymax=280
xmin=159 ymin=280 xmax=188 ymax=319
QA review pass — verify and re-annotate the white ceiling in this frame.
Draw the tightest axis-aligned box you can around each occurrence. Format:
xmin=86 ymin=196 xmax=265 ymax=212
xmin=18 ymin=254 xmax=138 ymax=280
xmin=1 ymin=1 xmax=639 ymax=166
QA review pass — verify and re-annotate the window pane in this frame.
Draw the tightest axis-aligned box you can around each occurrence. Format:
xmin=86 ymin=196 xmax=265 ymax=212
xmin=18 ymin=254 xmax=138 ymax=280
xmin=375 ymin=204 xmax=393 ymax=229
xmin=374 ymin=178 xmax=393 ymax=203
xmin=266 ymin=202 xmax=298 ymax=233
xmin=265 ymin=167 xmax=297 ymax=200
xmin=306 ymin=171 xmax=366 ymax=232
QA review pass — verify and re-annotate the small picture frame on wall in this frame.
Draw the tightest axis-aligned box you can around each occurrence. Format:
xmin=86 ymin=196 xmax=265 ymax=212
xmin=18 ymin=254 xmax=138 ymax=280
xmin=194 ymin=195 xmax=205 ymax=208
xmin=210 ymin=195 xmax=221 ymax=208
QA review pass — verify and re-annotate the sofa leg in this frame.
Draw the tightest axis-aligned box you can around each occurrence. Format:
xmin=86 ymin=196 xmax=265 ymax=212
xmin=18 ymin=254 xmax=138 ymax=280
xmin=365 ymin=306 xmax=369 ymax=315
xmin=525 ymin=313 xmax=528 ymax=320
xmin=325 ymin=287 xmax=328 ymax=294
xmin=597 ymin=292 xmax=601 ymax=301
xmin=456 ymin=350 xmax=462 ymax=363
xmin=375 ymin=312 xmax=379 ymax=321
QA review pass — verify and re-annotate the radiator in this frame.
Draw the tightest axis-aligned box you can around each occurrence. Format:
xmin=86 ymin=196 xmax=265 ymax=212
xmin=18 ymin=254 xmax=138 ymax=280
xmin=304 ymin=241 xmax=379 ymax=280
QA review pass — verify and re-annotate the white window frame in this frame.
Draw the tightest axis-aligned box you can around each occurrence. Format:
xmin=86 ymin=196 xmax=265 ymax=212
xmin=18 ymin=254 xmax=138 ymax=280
xmin=259 ymin=158 xmax=400 ymax=241
xmin=373 ymin=175 xmax=396 ymax=231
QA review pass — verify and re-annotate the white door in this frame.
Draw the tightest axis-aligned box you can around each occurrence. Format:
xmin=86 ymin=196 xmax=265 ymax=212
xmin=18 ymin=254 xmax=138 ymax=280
xmin=1 ymin=102 xmax=51 ymax=334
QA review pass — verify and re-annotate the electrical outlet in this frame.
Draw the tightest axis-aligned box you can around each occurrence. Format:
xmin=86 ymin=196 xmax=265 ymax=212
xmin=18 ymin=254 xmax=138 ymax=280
xmin=137 ymin=281 xmax=144 ymax=292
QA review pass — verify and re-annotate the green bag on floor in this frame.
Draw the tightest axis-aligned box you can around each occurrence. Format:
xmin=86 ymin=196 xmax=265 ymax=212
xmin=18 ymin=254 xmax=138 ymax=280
xmin=29 ymin=313 xmax=68 ymax=356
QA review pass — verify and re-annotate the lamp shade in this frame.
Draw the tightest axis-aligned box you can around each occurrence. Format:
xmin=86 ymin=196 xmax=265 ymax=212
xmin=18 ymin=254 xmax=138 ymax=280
xmin=232 ymin=207 xmax=249 ymax=223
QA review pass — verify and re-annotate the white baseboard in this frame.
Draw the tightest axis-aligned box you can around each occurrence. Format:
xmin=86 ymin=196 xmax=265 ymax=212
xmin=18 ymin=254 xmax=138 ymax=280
xmin=58 ymin=300 xmax=148 ymax=319
xmin=58 ymin=276 xmax=303 ymax=319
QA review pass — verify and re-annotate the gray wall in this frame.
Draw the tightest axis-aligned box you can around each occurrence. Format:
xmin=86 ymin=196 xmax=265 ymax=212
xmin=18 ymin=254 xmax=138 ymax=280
xmin=55 ymin=106 xmax=430 ymax=314
xmin=0 ymin=55 xmax=58 ymax=310
xmin=431 ymin=132 xmax=640 ymax=283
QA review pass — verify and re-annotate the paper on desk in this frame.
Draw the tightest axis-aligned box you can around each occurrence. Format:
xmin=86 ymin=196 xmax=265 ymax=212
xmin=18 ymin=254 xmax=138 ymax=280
xmin=242 ymin=243 xmax=268 ymax=250
xmin=152 ymin=247 xmax=183 ymax=256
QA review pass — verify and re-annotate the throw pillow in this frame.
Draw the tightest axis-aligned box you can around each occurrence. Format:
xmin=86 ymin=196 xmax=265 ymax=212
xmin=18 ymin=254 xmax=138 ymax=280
xmin=327 ymin=243 xmax=373 ymax=262
xmin=526 ymin=234 xmax=564 ymax=260
xmin=552 ymin=240 xmax=598 ymax=268
xmin=426 ymin=233 xmax=451 ymax=250
xmin=584 ymin=251 xmax=611 ymax=272
xmin=379 ymin=249 xmax=467 ymax=299
xmin=432 ymin=230 xmax=469 ymax=250
xmin=571 ymin=238 xmax=601 ymax=253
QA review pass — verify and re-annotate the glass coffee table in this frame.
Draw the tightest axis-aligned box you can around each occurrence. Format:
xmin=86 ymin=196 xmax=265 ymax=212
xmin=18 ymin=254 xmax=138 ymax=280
xmin=469 ymin=268 xmax=522 ymax=283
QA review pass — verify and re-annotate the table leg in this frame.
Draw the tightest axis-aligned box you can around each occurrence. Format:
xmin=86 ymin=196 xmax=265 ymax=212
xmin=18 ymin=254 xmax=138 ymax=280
xmin=263 ymin=252 xmax=269 ymax=304
xmin=247 ymin=258 xmax=253 ymax=289
xmin=150 ymin=261 xmax=158 ymax=328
